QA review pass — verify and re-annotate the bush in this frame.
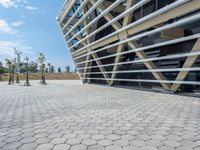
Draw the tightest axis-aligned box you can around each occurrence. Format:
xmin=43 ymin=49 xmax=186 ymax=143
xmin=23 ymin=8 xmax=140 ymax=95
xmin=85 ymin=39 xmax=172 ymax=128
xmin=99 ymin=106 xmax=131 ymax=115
xmin=0 ymin=68 xmax=5 ymax=74
xmin=0 ymin=68 xmax=4 ymax=81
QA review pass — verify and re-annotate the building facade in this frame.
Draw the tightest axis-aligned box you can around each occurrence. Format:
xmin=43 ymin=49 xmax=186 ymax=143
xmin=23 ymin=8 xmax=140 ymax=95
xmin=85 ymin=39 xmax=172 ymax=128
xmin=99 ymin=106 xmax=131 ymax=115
xmin=57 ymin=0 xmax=200 ymax=93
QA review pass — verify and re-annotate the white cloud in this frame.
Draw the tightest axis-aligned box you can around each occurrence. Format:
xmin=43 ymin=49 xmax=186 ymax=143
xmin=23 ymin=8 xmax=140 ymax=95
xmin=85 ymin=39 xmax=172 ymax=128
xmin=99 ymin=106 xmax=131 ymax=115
xmin=0 ymin=0 xmax=27 ymax=8
xmin=25 ymin=6 xmax=37 ymax=10
xmin=0 ymin=40 xmax=33 ymax=58
xmin=11 ymin=21 xmax=25 ymax=27
xmin=0 ymin=0 xmax=15 ymax=8
xmin=0 ymin=19 xmax=17 ymax=34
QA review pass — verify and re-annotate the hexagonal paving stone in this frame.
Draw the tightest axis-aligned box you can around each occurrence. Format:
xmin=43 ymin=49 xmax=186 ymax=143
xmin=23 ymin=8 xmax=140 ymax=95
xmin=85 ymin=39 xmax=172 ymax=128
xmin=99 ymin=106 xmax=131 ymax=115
xmin=88 ymin=145 xmax=104 ymax=150
xmin=123 ymin=146 xmax=139 ymax=150
xmin=86 ymin=130 xmax=99 ymax=135
xmin=92 ymin=134 xmax=105 ymax=140
xmin=163 ymin=140 xmax=181 ymax=148
xmin=98 ymin=139 xmax=112 ymax=146
xmin=51 ymin=138 xmax=66 ymax=144
xmin=63 ymin=133 xmax=77 ymax=139
xmin=3 ymin=142 xmax=22 ymax=150
xmin=127 ymin=130 xmax=138 ymax=135
xmin=77 ymin=134 xmax=91 ymax=139
xmin=176 ymin=146 xmax=196 ymax=150
xmin=53 ymin=144 xmax=70 ymax=150
xmin=159 ymin=146 xmax=176 ymax=150
xmin=155 ymin=131 xmax=168 ymax=136
xmin=113 ymin=130 xmax=126 ymax=135
xmin=121 ymin=134 xmax=135 ymax=140
xmin=196 ymin=140 xmax=200 ymax=146
xmin=70 ymin=144 xmax=87 ymax=150
xmin=66 ymin=138 xmax=81 ymax=145
xmin=140 ymin=146 xmax=158 ymax=150
xmin=0 ymin=141 xmax=6 ymax=147
xmin=21 ymin=132 xmax=35 ymax=138
xmin=20 ymin=137 xmax=36 ymax=143
xmin=35 ymin=138 xmax=51 ymax=144
xmin=5 ymin=136 xmax=22 ymax=143
xmin=7 ymin=132 xmax=21 ymax=137
xmin=114 ymin=139 xmax=129 ymax=146
xmin=18 ymin=143 xmax=38 ymax=150
xmin=146 ymin=139 xmax=162 ymax=147
xmin=150 ymin=135 xmax=166 ymax=141
xmin=166 ymin=135 xmax=182 ymax=141
xmin=34 ymin=133 xmax=48 ymax=138
xmin=48 ymin=133 xmax=63 ymax=139
xmin=0 ymin=132 xmax=9 ymax=136
xmin=130 ymin=140 xmax=146 ymax=147
xmin=73 ymin=130 xmax=85 ymax=135
xmin=82 ymin=139 xmax=97 ymax=146
xmin=137 ymin=134 xmax=150 ymax=141
xmin=105 ymin=145 xmax=122 ymax=150
xmin=36 ymin=143 xmax=54 ymax=150
xmin=0 ymin=136 xmax=7 ymax=142
xmin=100 ymin=130 xmax=112 ymax=135
xmin=179 ymin=140 xmax=196 ymax=148
xmin=106 ymin=134 xmax=120 ymax=140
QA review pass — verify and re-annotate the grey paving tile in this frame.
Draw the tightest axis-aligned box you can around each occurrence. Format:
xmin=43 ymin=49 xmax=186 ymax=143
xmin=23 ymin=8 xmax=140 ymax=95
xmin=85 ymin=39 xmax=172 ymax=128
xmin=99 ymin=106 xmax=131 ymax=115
xmin=113 ymin=139 xmax=129 ymax=146
xmin=150 ymin=135 xmax=166 ymax=141
xmin=0 ymin=141 xmax=6 ymax=147
xmin=5 ymin=136 xmax=22 ymax=143
xmin=18 ymin=143 xmax=38 ymax=150
xmin=105 ymin=145 xmax=122 ymax=150
xmin=35 ymin=143 xmax=54 ymax=150
xmin=98 ymin=139 xmax=112 ymax=146
xmin=52 ymin=144 xmax=70 ymax=150
xmin=106 ymin=134 xmax=120 ymax=140
xmin=163 ymin=140 xmax=181 ymax=148
xmin=88 ymin=145 xmax=104 ymax=150
xmin=122 ymin=146 xmax=139 ymax=150
xmin=77 ymin=134 xmax=91 ymax=139
xmin=82 ymin=139 xmax=97 ymax=146
xmin=2 ymin=142 xmax=22 ymax=150
xmin=20 ymin=137 xmax=36 ymax=143
xmin=92 ymin=134 xmax=105 ymax=140
xmin=130 ymin=139 xmax=146 ymax=147
xmin=35 ymin=138 xmax=51 ymax=144
xmin=140 ymin=146 xmax=158 ymax=150
xmin=70 ymin=144 xmax=87 ymax=150
xmin=50 ymin=138 xmax=66 ymax=144
xmin=66 ymin=138 xmax=81 ymax=145
xmin=0 ymin=81 xmax=199 ymax=150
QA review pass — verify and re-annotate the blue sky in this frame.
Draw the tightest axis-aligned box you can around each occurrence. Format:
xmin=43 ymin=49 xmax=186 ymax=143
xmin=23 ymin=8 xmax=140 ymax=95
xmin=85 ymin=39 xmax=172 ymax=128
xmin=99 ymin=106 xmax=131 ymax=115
xmin=0 ymin=0 xmax=74 ymax=71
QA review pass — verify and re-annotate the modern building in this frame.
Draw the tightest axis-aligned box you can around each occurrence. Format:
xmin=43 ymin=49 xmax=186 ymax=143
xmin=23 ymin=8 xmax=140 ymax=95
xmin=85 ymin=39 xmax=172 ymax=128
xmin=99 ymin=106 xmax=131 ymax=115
xmin=57 ymin=0 xmax=200 ymax=93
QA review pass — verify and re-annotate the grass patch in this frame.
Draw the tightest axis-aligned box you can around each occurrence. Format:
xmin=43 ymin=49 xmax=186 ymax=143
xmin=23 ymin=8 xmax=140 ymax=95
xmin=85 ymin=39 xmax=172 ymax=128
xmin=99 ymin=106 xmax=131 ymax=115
xmin=0 ymin=73 xmax=80 ymax=81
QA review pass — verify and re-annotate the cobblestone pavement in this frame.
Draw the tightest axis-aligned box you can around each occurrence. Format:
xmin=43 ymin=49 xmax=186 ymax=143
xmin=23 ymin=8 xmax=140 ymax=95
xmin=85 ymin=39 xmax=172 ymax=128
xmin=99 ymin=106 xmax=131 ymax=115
xmin=0 ymin=80 xmax=200 ymax=150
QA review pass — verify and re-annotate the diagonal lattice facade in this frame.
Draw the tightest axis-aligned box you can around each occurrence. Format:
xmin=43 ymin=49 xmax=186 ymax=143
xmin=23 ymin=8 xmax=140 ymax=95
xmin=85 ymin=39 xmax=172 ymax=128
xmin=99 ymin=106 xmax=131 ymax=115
xmin=57 ymin=0 xmax=200 ymax=93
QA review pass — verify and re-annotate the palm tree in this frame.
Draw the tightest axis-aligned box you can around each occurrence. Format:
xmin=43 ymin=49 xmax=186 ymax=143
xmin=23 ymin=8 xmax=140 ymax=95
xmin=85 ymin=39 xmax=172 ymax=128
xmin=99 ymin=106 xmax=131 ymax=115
xmin=24 ymin=57 xmax=30 ymax=86
xmin=5 ymin=59 xmax=12 ymax=85
xmin=38 ymin=53 xmax=47 ymax=85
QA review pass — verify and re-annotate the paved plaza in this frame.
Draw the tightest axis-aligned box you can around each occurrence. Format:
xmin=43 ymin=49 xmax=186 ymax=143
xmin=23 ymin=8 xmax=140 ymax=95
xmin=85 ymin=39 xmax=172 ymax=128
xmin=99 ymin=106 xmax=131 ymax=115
xmin=0 ymin=80 xmax=200 ymax=150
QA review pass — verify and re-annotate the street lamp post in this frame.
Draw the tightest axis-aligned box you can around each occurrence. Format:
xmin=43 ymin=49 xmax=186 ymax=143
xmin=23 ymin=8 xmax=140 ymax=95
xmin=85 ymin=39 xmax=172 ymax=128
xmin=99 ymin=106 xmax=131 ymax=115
xmin=14 ymin=48 xmax=22 ymax=83
xmin=24 ymin=57 xmax=30 ymax=86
